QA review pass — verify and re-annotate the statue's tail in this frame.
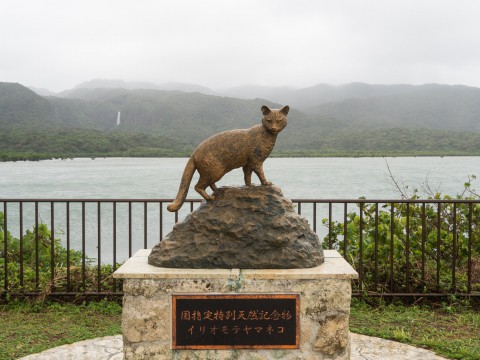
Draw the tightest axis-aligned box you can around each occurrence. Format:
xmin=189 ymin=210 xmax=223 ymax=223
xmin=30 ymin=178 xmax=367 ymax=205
xmin=167 ymin=157 xmax=196 ymax=212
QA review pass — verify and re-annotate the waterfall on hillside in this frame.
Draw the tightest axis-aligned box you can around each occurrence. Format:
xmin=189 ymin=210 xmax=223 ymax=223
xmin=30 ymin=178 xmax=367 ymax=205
xmin=116 ymin=111 xmax=121 ymax=126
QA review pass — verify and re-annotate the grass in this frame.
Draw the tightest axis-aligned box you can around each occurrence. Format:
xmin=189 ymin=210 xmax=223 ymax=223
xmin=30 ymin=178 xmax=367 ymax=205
xmin=0 ymin=299 xmax=122 ymax=360
xmin=349 ymin=299 xmax=480 ymax=360
xmin=0 ymin=298 xmax=479 ymax=360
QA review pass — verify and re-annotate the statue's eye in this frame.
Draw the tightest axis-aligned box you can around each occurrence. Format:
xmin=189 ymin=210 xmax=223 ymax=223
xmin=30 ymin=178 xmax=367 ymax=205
xmin=267 ymin=119 xmax=273 ymax=122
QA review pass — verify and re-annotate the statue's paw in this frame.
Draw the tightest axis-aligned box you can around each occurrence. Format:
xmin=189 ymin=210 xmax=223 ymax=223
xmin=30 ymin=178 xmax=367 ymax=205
xmin=207 ymin=195 xmax=216 ymax=201
xmin=263 ymin=181 xmax=272 ymax=186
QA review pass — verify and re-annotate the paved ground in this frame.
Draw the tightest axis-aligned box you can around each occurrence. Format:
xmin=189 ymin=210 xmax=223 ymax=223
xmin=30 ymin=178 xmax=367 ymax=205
xmin=19 ymin=333 xmax=449 ymax=360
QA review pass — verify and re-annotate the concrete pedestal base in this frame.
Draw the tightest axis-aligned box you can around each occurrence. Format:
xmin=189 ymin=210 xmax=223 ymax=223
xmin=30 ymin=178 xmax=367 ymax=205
xmin=113 ymin=249 xmax=358 ymax=360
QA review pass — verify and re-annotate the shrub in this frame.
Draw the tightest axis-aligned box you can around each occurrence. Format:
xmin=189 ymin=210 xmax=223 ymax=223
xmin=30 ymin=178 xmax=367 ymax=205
xmin=323 ymin=182 xmax=480 ymax=294
xmin=0 ymin=212 xmax=121 ymax=298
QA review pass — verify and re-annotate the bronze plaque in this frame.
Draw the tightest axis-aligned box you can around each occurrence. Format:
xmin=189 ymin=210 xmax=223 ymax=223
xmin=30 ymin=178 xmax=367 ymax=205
xmin=172 ymin=293 xmax=300 ymax=350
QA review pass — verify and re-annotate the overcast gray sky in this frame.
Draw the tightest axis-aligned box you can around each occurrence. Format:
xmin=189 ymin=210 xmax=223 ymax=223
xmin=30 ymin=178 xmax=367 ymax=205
xmin=2 ymin=0 xmax=480 ymax=92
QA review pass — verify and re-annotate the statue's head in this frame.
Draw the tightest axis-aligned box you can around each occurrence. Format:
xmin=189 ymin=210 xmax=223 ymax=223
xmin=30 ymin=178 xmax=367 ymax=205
xmin=261 ymin=105 xmax=289 ymax=134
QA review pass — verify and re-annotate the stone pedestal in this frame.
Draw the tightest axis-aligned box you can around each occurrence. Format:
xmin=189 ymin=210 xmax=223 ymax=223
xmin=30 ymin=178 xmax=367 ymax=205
xmin=113 ymin=249 xmax=358 ymax=360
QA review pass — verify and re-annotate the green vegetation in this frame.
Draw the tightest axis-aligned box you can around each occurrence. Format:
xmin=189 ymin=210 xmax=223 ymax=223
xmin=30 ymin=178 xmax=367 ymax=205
xmin=0 ymin=300 xmax=121 ymax=360
xmin=2 ymin=127 xmax=480 ymax=162
xmin=0 ymin=128 xmax=193 ymax=161
xmin=323 ymin=179 xmax=480 ymax=294
xmin=277 ymin=127 xmax=480 ymax=157
xmin=0 ymin=212 xmax=121 ymax=296
xmin=350 ymin=299 xmax=480 ymax=360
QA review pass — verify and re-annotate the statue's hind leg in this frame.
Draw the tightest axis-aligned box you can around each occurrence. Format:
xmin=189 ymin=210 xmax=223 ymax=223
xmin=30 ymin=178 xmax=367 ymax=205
xmin=194 ymin=177 xmax=214 ymax=201
xmin=210 ymin=183 xmax=218 ymax=191
xmin=243 ymin=166 xmax=253 ymax=186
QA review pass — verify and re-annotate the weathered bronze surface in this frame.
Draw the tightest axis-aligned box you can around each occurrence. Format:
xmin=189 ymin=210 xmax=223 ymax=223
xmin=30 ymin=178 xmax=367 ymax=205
xmin=172 ymin=294 xmax=300 ymax=350
xmin=167 ymin=105 xmax=289 ymax=212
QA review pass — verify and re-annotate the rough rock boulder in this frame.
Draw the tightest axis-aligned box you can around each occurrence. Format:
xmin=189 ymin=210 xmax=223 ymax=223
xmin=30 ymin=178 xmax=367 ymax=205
xmin=148 ymin=185 xmax=324 ymax=269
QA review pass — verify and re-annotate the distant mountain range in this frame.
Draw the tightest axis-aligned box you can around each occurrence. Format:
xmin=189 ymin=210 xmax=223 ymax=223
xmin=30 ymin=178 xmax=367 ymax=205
xmin=31 ymin=79 xmax=480 ymax=111
xmin=220 ymin=82 xmax=418 ymax=109
xmin=27 ymin=79 xmax=432 ymax=107
xmin=3 ymin=80 xmax=480 ymax=160
xmin=48 ymin=79 xmax=219 ymax=98
xmin=306 ymin=84 xmax=480 ymax=132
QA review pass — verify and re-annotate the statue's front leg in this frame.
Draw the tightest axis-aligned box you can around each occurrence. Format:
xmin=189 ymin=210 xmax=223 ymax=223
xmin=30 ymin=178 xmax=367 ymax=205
xmin=253 ymin=164 xmax=271 ymax=186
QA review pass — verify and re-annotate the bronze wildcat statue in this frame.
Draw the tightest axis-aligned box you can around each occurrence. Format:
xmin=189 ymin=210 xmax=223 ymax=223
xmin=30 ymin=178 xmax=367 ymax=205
xmin=167 ymin=105 xmax=289 ymax=212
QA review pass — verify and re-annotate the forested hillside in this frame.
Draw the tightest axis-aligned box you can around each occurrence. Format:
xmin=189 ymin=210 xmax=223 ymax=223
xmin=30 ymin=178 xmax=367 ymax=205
xmin=2 ymin=81 xmax=480 ymax=160
xmin=0 ymin=128 xmax=192 ymax=161
xmin=0 ymin=83 xmax=53 ymax=128
xmin=60 ymin=87 xmax=301 ymax=143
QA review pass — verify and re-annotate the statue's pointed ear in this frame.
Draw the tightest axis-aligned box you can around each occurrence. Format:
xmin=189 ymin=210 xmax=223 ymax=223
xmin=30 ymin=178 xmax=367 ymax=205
xmin=280 ymin=105 xmax=289 ymax=115
xmin=261 ymin=105 xmax=272 ymax=115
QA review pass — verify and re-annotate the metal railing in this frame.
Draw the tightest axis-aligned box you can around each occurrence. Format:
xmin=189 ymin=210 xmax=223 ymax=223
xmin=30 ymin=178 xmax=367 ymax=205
xmin=1 ymin=198 xmax=479 ymax=300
